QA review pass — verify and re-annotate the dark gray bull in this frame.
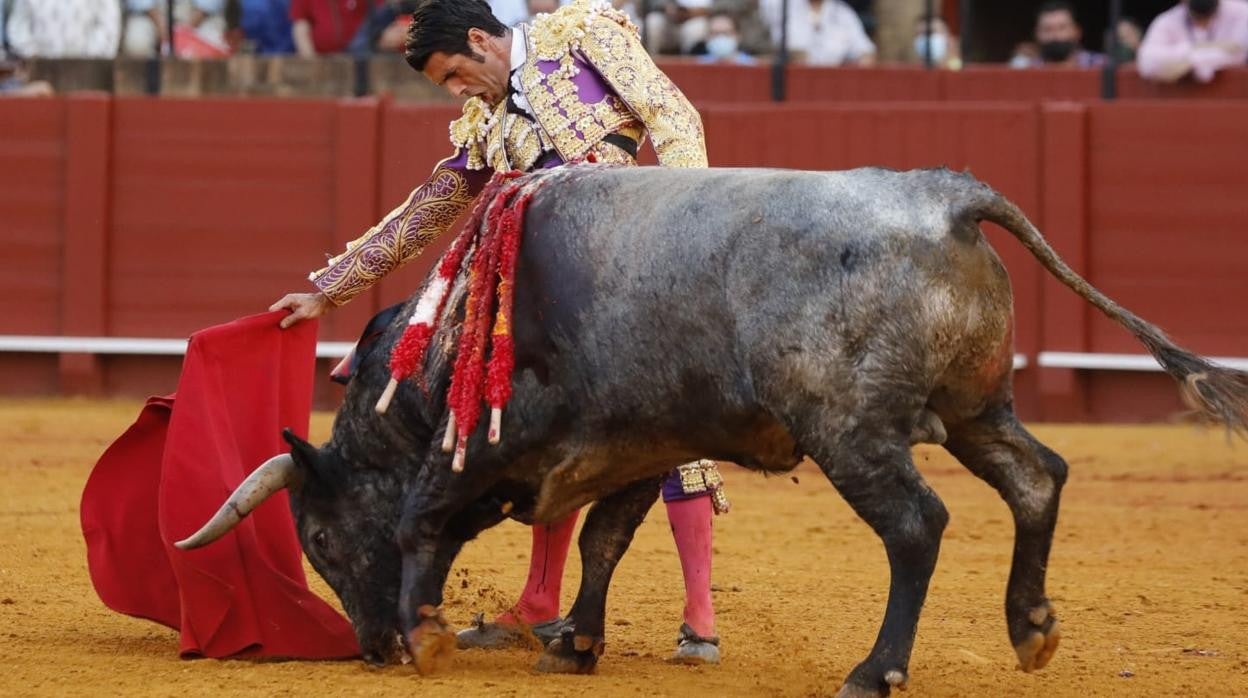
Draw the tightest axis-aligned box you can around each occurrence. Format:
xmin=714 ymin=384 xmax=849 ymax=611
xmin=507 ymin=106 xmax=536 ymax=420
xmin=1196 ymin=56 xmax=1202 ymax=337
xmin=178 ymin=166 xmax=1247 ymax=697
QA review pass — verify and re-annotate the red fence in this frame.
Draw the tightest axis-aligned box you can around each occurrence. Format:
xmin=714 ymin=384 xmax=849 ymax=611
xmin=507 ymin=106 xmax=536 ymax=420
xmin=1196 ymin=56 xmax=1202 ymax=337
xmin=657 ymin=64 xmax=1248 ymax=104
xmin=2 ymin=93 xmax=1246 ymax=421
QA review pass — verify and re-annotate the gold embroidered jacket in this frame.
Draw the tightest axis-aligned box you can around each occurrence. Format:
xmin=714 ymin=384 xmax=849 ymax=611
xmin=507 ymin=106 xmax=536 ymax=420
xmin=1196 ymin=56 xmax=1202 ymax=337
xmin=309 ymin=0 xmax=708 ymax=306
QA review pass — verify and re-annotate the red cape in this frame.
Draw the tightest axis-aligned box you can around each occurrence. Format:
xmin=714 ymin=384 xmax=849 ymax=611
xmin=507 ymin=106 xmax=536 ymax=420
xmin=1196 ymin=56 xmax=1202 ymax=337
xmin=81 ymin=311 xmax=359 ymax=659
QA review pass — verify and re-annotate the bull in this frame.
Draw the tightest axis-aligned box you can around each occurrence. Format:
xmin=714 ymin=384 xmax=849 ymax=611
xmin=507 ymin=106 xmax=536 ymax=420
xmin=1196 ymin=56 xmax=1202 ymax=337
xmin=177 ymin=166 xmax=1247 ymax=697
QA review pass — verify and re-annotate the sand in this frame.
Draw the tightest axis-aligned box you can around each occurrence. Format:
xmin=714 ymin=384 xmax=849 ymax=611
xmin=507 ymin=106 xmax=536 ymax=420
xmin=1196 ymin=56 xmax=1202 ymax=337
xmin=2 ymin=398 xmax=1246 ymax=696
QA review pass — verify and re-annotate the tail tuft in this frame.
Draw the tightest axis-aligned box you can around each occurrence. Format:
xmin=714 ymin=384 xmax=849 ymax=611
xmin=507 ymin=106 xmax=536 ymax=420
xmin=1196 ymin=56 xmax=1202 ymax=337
xmin=976 ymin=187 xmax=1248 ymax=439
xmin=1175 ymin=364 xmax=1248 ymax=438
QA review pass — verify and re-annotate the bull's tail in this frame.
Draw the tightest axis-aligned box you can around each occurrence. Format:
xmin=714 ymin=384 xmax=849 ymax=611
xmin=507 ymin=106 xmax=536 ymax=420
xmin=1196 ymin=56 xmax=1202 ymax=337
xmin=974 ymin=190 xmax=1248 ymax=437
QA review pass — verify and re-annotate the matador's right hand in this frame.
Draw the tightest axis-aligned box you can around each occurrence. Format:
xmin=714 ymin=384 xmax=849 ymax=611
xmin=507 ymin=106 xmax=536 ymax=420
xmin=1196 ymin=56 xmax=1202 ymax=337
xmin=269 ymin=292 xmax=334 ymax=329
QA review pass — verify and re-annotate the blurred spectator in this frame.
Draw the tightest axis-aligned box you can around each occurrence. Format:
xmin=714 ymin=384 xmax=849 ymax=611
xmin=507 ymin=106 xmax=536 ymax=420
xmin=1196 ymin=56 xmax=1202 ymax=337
xmin=290 ymin=0 xmax=378 ymax=56
xmin=646 ymin=0 xmax=712 ymax=55
xmin=503 ymin=0 xmax=636 ymax=32
xmin=240 ymin=0 xmax=296 ymax=53
xmin=610 ymin=0 xmax=642 ymax=28
xmin=1009 ymin=41 xmax=1040 ymax=68
xmin=692 ymin=11 xmax=757 ymax=64
xmin=490 ymin=0 xmax=528 ymax=27
xmin=1 ymin=0 xmax=7 ymax=55
xmin=760 ymin=0 xmax=876 ymax=66
xmin=526 ymin=0 xmax=561 ymax=16
xmin=1012 ymin=1 xmax=1105 ymax=68
xmin=712 ymin=0 xmax=772 ymax=56
xmin=348 ymin=0 xmax=416 ymax=55
xmin=910 ymin=15 xmax=960 ymax=70
xmin=1111 ymin=17 xmax=1143 ymax=63
xmin=6 ymin=0 xmax=122 ymax=58
xmin=123 ymin=0 xmax=230 ymax=57
xmin=0 ymin=56 xmax=53 ymax=96
xmin=369 ymin=5 xmax=409 ymax=54
xmin=1138 ymin=0 xmax=1248 ymax=83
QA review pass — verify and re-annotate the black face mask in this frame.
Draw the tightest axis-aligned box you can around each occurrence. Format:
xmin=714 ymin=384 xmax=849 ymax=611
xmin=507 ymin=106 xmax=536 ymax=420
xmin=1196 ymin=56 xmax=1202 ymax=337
xmin=1039 ymin=40 xmax=1076 ymax=63
xmin=1189 ymin=0 xmax=1219 ymax=18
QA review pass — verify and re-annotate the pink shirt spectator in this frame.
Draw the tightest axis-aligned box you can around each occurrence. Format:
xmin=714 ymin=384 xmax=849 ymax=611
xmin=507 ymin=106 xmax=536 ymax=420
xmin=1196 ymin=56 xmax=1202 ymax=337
xmin=1137 ymin=0 xmax=1248 ymax=83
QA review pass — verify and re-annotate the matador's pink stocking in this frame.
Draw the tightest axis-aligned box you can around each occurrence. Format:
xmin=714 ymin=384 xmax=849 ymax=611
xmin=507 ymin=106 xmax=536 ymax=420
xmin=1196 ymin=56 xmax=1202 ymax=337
xmin=496 ymin=509 xmax=580 ymax=625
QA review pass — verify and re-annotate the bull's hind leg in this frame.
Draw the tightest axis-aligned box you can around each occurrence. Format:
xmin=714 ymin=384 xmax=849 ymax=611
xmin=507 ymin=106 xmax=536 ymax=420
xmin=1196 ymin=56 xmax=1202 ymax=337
xmin=804 ymin=429 xmax=949 ymax=698
xmin=535 ymin=475 xmax=664 ymax=675
xmin=943 ymin=403 xmax=1068 ymax=672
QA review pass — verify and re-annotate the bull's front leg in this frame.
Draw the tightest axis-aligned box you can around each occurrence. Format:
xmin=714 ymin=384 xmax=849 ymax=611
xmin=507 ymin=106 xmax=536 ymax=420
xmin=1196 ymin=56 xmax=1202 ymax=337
xmin=535 ymin=475 xmax=664 ymax=674
xmin=397 ymin=464 xmax=508 ymax=675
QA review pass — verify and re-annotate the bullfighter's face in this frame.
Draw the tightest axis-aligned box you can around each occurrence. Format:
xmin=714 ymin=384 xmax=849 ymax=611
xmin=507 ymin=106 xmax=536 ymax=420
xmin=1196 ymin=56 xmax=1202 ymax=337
xmin=421 ymin=27 xmax=511 ymax=105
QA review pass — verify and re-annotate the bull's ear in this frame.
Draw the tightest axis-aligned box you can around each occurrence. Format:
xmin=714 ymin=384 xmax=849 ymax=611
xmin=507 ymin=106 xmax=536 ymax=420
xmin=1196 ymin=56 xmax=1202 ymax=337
xmin=282 ymin=428 xmax=321 ymax=486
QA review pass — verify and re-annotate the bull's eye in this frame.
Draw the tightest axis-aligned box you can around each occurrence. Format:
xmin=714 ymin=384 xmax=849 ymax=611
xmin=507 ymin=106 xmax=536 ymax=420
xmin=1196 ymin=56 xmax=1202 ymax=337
xmin=312 ymin=530 xmax=329 ymax=550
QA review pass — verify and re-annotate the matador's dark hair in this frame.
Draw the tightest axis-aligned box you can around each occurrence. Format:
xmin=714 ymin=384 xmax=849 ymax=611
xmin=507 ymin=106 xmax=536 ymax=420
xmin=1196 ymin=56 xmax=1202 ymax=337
xmin=405 ymin=0 xmax=508 ymax=72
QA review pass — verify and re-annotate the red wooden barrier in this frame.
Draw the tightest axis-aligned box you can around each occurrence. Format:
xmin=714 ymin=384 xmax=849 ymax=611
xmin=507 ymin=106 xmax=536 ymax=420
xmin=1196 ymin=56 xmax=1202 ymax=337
xmin=656 ymin=63 xmax=1248 ymax=104
xmin=0 ymin=98 xmax=65 ymax=393
xmin=786 ymin=66 xmax=947 ymax=102
xmin=943 ymin=66 xmax=1102 ymax=102
xmin=107 ymin=96 xmax=339 ymax=337
xmin=1037 ymin=103 xmax=1091 ymax=421
xmin=658 ymin=62 xmax=773 ymax=103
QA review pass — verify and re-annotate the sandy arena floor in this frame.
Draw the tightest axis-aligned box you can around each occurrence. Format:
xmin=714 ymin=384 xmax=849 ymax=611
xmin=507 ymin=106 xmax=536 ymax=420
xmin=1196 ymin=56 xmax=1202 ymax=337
xmin=2 ymin=398 xmax=1246 ymax=696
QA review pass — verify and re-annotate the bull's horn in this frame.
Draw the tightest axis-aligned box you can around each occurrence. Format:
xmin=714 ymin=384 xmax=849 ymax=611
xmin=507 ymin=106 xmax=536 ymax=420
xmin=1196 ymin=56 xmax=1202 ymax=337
xmin=173 ymin=453 xmax=296 ymax=550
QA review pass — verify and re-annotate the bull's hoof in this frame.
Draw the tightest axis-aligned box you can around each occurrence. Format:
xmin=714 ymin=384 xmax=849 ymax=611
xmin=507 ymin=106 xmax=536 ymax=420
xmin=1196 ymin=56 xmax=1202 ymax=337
xmin=407 ymin=606 xmax=457 ymax=676
xmin=835 ymin=669 xmax=908 ymax=698
xmin=665 ymin=623 xmax=721 ymax=665
xmin=455 ymin=612 xmax=566 ymax=651
xmin=1014 ymin=601 xmax=1061 ymax=672
xmin=533 ymin=632 xmax=603 ymax=674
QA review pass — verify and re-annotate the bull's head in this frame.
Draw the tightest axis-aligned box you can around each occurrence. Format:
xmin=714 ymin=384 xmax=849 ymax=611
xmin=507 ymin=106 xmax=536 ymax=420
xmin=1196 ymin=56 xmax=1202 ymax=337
xmin=175 ymin=428 xmax=416 ymax=666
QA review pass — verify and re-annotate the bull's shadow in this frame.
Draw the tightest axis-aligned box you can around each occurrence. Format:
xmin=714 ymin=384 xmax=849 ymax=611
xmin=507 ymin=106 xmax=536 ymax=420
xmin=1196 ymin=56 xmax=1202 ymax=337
xmin=179 ymin=165 xmax=1248 ymax=697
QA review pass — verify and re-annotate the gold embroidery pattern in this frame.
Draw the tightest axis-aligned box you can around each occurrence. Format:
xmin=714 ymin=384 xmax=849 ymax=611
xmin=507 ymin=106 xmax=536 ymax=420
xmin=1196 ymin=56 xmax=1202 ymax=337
xmin=530 ymin=0 xmax=620 ymax=78
xmin=484 ymin=107 xmax=556 ymax=172
xmin=310 ymin=165 xmax=477 ymax=305
xmin=676 ymin=460 xmax=731 ymax=514
xmin=520 ymin=1 xmax=642 ymax=162
xmin=521 ymin=0 xmax=706 ymax=168
xmin=578 ymin=13 xmax=707 ymax=168
xmin=587 ymin=139 xmax=637 ymax=166
xmin=521 ymin=64 xmax=642 ymax=163
xmin=449 ymin=98 xmax=493 ymax=171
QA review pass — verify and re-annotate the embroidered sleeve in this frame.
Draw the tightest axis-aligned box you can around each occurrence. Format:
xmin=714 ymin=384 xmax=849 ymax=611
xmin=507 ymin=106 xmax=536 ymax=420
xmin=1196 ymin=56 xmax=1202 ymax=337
xmin=308 ymin=150 xmax=490 ymax=306
xmin=577 ymin=8 xmax=708 ymax=168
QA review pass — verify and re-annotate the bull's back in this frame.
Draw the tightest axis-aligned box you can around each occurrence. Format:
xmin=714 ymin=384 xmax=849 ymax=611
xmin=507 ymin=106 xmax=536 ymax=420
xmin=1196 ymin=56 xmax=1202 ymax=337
xmin=515 ymin=166 xmax=1013 ymax=430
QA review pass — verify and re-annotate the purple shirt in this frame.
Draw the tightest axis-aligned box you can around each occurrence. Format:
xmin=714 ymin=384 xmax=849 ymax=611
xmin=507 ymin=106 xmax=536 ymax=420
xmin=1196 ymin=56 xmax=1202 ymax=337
xmin=1138 ymin=0 xmax=1248 ymax=83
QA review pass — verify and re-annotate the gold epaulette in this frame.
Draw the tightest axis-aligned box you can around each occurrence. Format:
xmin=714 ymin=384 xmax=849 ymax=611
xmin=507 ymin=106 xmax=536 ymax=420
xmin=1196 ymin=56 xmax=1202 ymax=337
xmin=448 ymin=97 xmax=494 ymax=171
xmin=530 ymin=0 xmax=636 ymax=78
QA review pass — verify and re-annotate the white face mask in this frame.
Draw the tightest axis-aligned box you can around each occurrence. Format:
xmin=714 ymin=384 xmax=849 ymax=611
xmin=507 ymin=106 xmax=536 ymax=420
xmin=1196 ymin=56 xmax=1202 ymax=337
xmin=913 ymin=33 xmax=948 ymax=63
xmin=707 ymin=34 xmax=740 ymax=59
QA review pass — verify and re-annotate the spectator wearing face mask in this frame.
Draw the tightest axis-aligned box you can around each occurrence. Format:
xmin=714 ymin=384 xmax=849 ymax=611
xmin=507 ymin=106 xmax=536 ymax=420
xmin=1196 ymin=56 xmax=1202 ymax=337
xmin=1138 ymin=0 xmax=1248 ymax=82
xmin=1013 ymin=1 xmax=1105 ymax=69
xmin=646 ymin=0 xmax=714 ymax=55
xmin=911 ymin=15 xmax=960 ymax=69
xmin=693 ymin=11 xmax=756 ymax=64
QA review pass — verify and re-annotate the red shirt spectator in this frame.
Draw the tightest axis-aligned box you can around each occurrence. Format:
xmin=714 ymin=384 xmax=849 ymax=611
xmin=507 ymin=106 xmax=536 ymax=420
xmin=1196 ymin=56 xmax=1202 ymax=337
xmin=289 ymin=0 xmax=375 ymax=55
